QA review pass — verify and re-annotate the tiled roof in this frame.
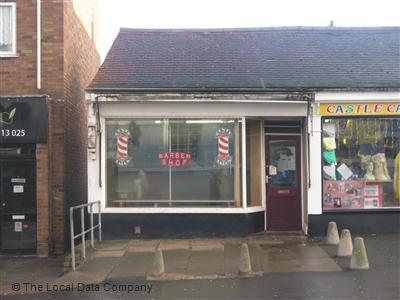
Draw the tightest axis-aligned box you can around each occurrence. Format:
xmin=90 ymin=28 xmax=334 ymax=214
xmin=88 ymin=27 xmax=400 ymax=91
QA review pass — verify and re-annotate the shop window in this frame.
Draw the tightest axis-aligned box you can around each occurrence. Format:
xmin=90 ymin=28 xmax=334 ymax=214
xmin=322 ymin=117 xmax=400 ymax=210
xmin=0 ymin=3 xmax=16 ymax=56
xmin=105 ymin=119 xmax=242 ymax=208
xmin=246 ymin=119 xmax=262 ymax=206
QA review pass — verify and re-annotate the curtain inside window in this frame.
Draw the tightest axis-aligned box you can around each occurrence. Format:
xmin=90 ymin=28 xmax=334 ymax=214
xmin=0 ymin=6 xmax=13 ymax=49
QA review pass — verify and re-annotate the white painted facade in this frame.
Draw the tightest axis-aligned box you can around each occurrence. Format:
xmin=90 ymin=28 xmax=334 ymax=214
xmin=86 ymin=91 xmax=399 ymax=233
xmin=86 ymin=95 xmax=308 ymax=217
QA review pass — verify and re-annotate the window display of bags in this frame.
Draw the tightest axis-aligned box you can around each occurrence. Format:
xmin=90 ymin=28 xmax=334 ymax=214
xmin=336 ymin=163 xmax=354 ymax=180
xmin=323 ymin=165 xmax=336 ymax=180
xmin=323 ymin=122 xmax=336 ymax=138
xmin=323 ymin=137 xmax=336 ymax=150
xmin=323 ymin=150 xmax=337 ymax=165
xmin=355 ymin=120 xmax=382 ymax=144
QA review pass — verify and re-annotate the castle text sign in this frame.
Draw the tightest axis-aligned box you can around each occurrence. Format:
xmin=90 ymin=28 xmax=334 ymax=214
xmin=320 ymin=103 xmax=400 ymax=116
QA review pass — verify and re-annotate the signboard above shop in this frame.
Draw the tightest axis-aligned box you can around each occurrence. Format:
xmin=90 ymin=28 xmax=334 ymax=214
xmin=0 ymin=96 xmax=48 ymax=143
xmin=320 ymin=103 xmax=400 ymax=116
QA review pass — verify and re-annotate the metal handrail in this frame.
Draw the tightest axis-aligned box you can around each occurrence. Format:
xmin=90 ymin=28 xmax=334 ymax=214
xmin=69 ymin=201 xmax=102 ymax=271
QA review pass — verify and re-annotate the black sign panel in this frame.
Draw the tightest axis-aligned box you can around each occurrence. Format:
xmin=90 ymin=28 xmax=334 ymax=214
xmin=0 ymin=97 xmax=48 ymax=143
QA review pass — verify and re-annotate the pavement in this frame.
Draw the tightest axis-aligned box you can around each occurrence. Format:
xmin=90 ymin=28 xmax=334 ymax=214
xmin=58 ymin=232 xmax=341 ymax=283
xmin=1 ymin=232 xmax=399 ymax=299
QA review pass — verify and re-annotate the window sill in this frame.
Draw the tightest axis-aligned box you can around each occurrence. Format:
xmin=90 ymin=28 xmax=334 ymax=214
xmin=0 ymin=53 xmax=19 ymax=58
xmin=99 ymin=206 xmax=265 ymax=214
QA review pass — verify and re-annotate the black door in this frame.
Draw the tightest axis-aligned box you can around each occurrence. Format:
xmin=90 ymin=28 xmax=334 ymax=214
xmin=0 ymin=159 xmax=36 ymax=252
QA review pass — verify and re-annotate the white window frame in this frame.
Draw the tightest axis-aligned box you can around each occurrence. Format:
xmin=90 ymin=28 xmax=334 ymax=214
xmin=87 ymin=99 xmax=309 ymax=214
xmin=0 ymin=2 xmax=17 ymax=57
xmin=102 ymin=117 xmax=250 ymax=212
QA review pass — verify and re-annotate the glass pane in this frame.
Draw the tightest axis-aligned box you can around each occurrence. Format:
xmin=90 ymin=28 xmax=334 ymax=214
xmin=170 ymin=119 xmax=240 ymax=207
xmin=322 ymin=117 xmax=400 ymax=210
xmin=246 ymin=119 xmax=262 ymax=206
xmin=269 ymin=140 xmax=297 ymax=187
xmin=106 ymin=119 xmax=169 ymax=207
xmin=105 ymin=118 xmax=242 ymax=208
xmin=0 ymin=6 xmax=13 ymax=52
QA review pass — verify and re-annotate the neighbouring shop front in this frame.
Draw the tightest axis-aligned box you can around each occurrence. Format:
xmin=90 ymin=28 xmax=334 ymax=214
xmin=87 ymin=97 xmax=309 ymax=238
xmin=308 ymin=101 xmax=400 ymax=235
xmin=0 ymin=96 xmax=47 ymax=253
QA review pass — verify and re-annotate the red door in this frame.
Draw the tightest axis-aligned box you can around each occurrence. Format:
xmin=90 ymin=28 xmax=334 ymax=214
xmin=265 ymin=135 xmax=302 ymax=231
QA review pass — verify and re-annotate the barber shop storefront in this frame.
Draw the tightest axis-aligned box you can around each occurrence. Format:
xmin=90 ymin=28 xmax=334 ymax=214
xmin=86 ymin=27 xmax=399 ymax=237
xmin=0 ymin=96 xmax=47 ymax=253
xmin=87 ymin=97 xmax=310 ymax=238
xmin=308 ymin=100 xmax=400 ymax=235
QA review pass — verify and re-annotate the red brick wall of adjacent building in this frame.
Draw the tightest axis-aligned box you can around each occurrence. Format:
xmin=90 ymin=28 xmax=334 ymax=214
xmin=60 ymin=0 xmax=100 ymax=253
xmin=0 ymin=0 xmax=40 ymax=93
xmin=0 ymin=0 xmax=100 ymax=256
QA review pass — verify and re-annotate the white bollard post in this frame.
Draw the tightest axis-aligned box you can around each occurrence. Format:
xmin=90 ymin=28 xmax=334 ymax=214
xmin=326 ymin=221 xmax=340 ymax=245
xmin=337 ymin=229 xmax=353 ymax=257
xmin=152 ymin=248 xmax=165 ymax=276
xmin=239 ymin=243 xmax=252 ymax=274
xmin=350 ymin=237 xmax=369 ymax=270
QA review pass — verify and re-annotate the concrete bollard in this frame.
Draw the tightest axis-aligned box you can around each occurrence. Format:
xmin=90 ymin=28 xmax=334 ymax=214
xmin=337 ymin=229 xmax=353 ymax=257
xmin=350 ymin=237 xmax=369 ymax=270
xmin=326 ymin=221 xmax=340 ymax=245
xmin=151 ymin=248 xmax=165 ymax=276
xmin=239 ymin=243 xmax=252 ymax=274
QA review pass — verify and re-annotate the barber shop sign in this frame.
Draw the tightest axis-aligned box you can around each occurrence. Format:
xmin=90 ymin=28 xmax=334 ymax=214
xmin=216 ymin=128 xmax=232 ymax=166
xmin=115 ymin=128 xmax=131 ymax=166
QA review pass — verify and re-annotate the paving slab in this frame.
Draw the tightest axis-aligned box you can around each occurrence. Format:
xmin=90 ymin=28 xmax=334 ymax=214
xmin=248 ymin=243 xmax=264 ymax=273
xmin=127 ymin=240 xmax=159 ymax=252
xmin=298 ymin=258 xmax=342 ymax=272
xmin=91 ymin=250 xmax=125 ymax=258
xmin=160 ymin=240 xmax=190 ymax=251
xmin=259 ymin=241 xmax=342 ymax=273
xmin=0 ymin=257 xmax=64 ymax=296
xmin=106 ymin=252 xmax=154 ymax=279
xmin=261 ymin=245 xmax=298 ymax=261
xmin=192 ymin=239 xmax=224 ymax=251
xmin=188 ymin=250 xmax=224 ymax=276
xmin=221 ymin=237 xmax=245 ymax=244
xmin=95 ymin=240 xmax=129 ymax=251
xmin=262 ymin=259 xmax=303 ymax=272
xmin=291 ymin=244 xmax=336 ymax=259
xmin=75 ymin=257 xmax=119 ymax=279
xmin=163 ymin=249 xmax=190 ymax=274
xmin=223 ymin=243 xmax=241 ymax=276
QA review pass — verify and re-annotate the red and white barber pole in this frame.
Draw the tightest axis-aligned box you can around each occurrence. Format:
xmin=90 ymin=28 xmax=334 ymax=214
xmin=117 ymin=132 xmax=128 ymax=160
xmin=115 ymin=128 xmax=131 ymax=166
xmin=216 ymin=128 xmax=232 ymax=166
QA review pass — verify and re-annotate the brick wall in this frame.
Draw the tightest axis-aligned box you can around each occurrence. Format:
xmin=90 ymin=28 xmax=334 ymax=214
xmin=36 ymin=143 xmax=50 ymax=256
xmin=60 ymin=0 xmax=100 ymax=253
xmin=0 ymin=0 xmax=37 ymax=93
xmin=0 ymin=0 xmax=100 ymax=256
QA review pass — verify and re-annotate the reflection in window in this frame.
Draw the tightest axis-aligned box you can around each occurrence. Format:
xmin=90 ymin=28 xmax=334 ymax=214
xmin=106 ymin=119 xmax=241 ymax=208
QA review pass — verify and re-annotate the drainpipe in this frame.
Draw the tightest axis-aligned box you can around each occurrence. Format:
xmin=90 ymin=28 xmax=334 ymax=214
xmin=37 ymin=0 xmax=41 ymax=90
